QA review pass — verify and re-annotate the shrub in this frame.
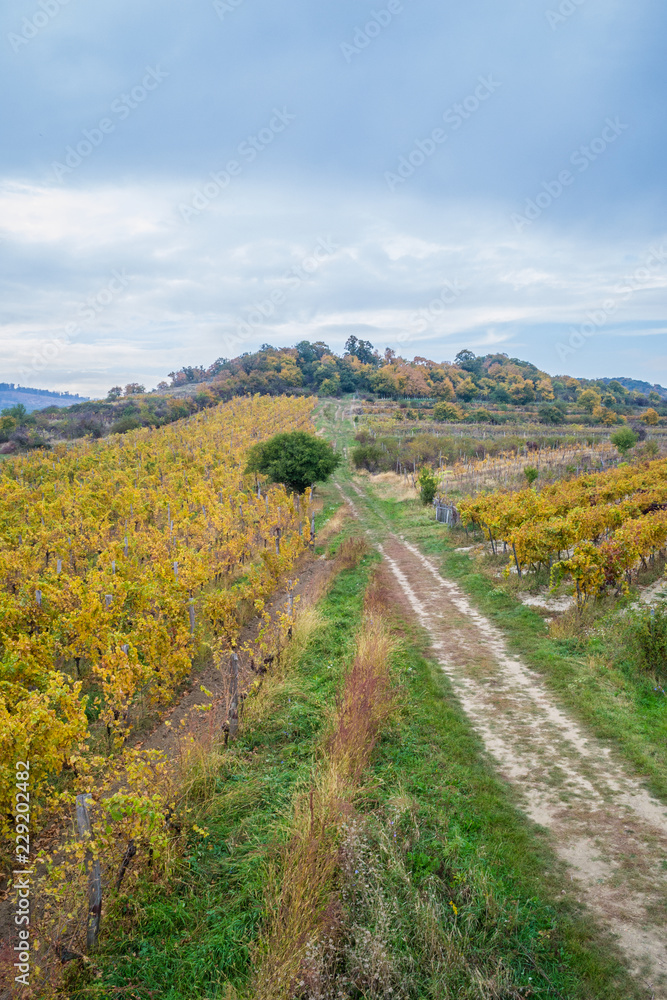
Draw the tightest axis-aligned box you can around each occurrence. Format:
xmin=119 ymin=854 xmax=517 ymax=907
xmin=417 ymin=467 xmax=439 ymax=505
xmin=352 ymin=444 xmax=383 ymax=473
xmin=624 ymin=603 xmax=667 ymax=680
xmin=432 ymin=401 xmax=462 ymax=422
xmin=111 ymin=415 xmax=141 ymax=434
xmin=610 ymin=426 xmax=638 ymax=456
xmin=538 ymin=403 xmax=565 ymax=425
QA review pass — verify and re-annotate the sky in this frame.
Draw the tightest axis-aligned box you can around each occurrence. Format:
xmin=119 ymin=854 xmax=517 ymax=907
xmin=1 ymin=0 xmax=666 ymax=397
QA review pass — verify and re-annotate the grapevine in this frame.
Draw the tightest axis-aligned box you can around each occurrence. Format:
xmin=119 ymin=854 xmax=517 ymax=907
xmin=459 ymin=458 xmax=667 ymax=603
xmin=0 ymin=395 xmax=316 ymax=832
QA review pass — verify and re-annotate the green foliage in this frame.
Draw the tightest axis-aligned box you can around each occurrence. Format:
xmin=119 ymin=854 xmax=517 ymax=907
xmin=432 ymin=401 xmax=462 ymax=422
xmin=351 ymin=443 xmax=383 ymax=472
xmin=2 ymin=403 xmax=28 ymax=423
xmin=417 ymin=466 xmax=438 ymax=505
xmin=524 ymin=465 xmax=539 ymax=486
xmin=245 ymin=430 xmax=341 ymax=493
xmin=624 ymin=602 xmax=667 ymax=681
xmin=538 ymin=403 xmax=566 ymax=424
xmin=110 ymin=415 xmax=141 ymax=434
xmin=610 ymin=425 xmax=638 ymax=455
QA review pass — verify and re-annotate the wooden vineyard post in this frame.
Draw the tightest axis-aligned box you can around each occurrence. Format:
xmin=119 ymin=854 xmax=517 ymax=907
xmin=75 ymin=794 xmax=102 ymax=952
xmin=229 ymin=652 xmax=239 ymax=738
xmin=188 ymin=599 xmax=196 ymax=635
xmin=310 ymin=515 xmax=315 ymax=550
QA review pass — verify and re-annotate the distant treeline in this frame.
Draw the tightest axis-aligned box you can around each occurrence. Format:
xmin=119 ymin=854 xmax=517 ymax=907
xmin=0 ymin=383 xmax=88 ymax=400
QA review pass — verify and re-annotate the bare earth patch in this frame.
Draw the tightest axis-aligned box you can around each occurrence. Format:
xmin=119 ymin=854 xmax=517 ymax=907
xmin=342 ymin=483 xmax=667 ymax=998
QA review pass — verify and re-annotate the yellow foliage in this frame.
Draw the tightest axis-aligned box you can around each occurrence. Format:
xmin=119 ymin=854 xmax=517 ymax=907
xmin=0 ymin=395 xmax=315 ymax=829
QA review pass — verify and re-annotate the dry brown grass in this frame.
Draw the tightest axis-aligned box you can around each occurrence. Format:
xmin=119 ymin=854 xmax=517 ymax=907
xmin=250 ymin=614 xmax=396 ymax=1000
xmin=333 ymin=534 xmax=370 ymax=570
xmin=356 ymin=469 xmax=416 ymax=502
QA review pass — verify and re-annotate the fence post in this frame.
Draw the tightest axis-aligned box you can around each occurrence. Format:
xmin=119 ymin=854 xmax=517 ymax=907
xmin=228 ymin=652 xmax=239 ymax=737
xmin=310 ymin=515 xmax=315 ymax=549
xmin=76 ymin=794 xmax=102 ymax=952
xmin=188 ymin=600 xmax=195 ymax=635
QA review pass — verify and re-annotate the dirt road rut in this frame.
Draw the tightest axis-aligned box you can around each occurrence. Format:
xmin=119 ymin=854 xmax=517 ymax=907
xmin=342 ymin=485 xmax=667 ymax=996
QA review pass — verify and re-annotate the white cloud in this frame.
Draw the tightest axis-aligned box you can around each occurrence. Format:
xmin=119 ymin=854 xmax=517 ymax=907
xmin=1 ymin=179 xmax=666 ymax=393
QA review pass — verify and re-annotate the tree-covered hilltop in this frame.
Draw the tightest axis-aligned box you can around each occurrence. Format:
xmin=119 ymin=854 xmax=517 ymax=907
xmin=4 ymin=340 xmax=666 ymax=451
xmin=165 ymin=340 xmax=666 ymax=416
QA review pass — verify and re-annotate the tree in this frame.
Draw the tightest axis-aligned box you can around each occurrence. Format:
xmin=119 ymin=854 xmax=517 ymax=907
xmin=107 ymin=386 xmax=123 ymax=400
xmin=124 ymin=383 xmax=146 ymax=396
xmin=524 ymin=466 xmax=539 ymax=486
xmin=490 ymin=385 xmax=511 ymax=403
xmin=538 ymin=403 xmax=565 ymax=425
xmin=456 ymin=378 xmax=477 ymax=402
xmin=578 ymin=389 xmax=601 ymax=413
xmin=2 ymin=403 xmax=27 ymax=424
xmin=641 ymin=408 xmax=659 ymax=426
xmin=433 ymin=401 xmax=462 ymax=422
xmin=319 ymin=376 xmax=341 ymax=396
xmin=355 ymin=339 xmax=376 ymax=365
xmin=454 ymin=349 xmax=482 ymax=376
xmin=611 ymin=426 xmax=638 ymax=456
xmin=245 ymin=431 xmax=341 ymax=493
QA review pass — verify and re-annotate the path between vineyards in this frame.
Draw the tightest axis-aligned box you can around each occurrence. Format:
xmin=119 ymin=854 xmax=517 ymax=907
xmin=340 ymin=479 xmax=667 ymax=997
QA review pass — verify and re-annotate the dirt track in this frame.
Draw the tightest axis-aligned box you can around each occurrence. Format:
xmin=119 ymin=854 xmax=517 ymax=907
xmin=341 ymin=481 xmax=667 ymax=998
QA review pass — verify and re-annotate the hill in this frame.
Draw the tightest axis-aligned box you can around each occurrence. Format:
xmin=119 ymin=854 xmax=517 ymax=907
xmin=0 ymin=383 xmax=89 ymax=412
xmin=600 ymin=376 xmax=667 ymax=399
xmin=3 ymin=341 xmax=666 ymax=452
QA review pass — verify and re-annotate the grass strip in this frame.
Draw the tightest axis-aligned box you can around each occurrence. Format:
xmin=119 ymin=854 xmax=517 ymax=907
xmin=251 ymin=610 xmax=395 ymax=998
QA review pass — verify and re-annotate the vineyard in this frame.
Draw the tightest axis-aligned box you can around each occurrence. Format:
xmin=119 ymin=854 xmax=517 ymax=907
xmin=0 ymin=394 xmax=315 ymax=838
xmin=459 ymin=457 xmax=667 ymax=602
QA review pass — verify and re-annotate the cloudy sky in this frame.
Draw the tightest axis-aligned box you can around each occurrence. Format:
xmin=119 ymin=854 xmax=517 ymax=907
xmin=1 ymin=0 xmax=666 ymax=397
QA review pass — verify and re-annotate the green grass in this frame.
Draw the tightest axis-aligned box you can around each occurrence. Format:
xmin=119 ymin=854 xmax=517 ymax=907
xmin=67 ymin=557 xmax=375 ymax=999
xmin=358 ymin=485 xmax=667 ymax=804
xmin=344 ymin=622 xmax=642 ymax=998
